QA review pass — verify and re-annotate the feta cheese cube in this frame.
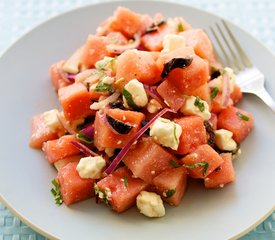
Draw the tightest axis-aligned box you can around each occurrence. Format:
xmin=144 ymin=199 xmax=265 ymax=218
xmin=149 ymin=117 xmax=182 ymax=150
xmin=43 ymin=109 xmax=63 ymax=133
xmin=215 ymin=129 xmax=237 ymax=151
xmin=180 ymin=96 xmax=211 ymax=120
xmin=136 ymin=191 xmax=165 ymax=217
xmin=123 ymin=79 xmax=148 ymax=108
xmin=162 ymin=34 xmax=186 ymax=53
xmin=76 ymin=156 xmax=106 ymax=179
xmin=147 ymin=99 xmax=162 ymax=114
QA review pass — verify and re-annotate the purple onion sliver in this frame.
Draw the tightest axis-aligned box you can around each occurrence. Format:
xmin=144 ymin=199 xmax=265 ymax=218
xmin=104 ymin=108 xmax=175 ymax=175
xmin=143 ymin=84 xmax=168 ymax=108
xmin=80 ymin=124 xmax=95 ymax=139
xmin=71 ymin=141 xmax=98 ymax=157
xmin=67 ymin=73 xmax=76 ymax=82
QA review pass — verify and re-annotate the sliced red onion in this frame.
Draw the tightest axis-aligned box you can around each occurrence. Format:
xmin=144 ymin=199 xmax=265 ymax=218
xmin=208 ymin=113 xmax=217 ymax=129
xmin=80 ymin=124 xmax=94 ymax=139
xmin=107 ymin=33 xmax=141 ymax=55
xmin=71 ymin=141 xmax=98 ymax=157
xmin=67 ymin=73 xmax=76 ymax=82
xmin=221 ymin=71 xmax=231 ymax=107
xmin=143 ymin=84 xmax=168 ymax=108
xmin=104 ymin=108 xmax=175 ymax=175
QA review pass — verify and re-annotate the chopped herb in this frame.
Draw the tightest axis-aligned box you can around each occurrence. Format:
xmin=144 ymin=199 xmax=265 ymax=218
xmin=204 ymin=121 xmax=215 ymax=147
xmin=122 ymin=88 xmax=140 ymax=109
xmin=161 ymin=57 xmax=193 ymax=78
xmin=183 ymin=162 xmax=209 ymax=176
xmin=177 ymin=22 xmax=184 ymax=32
xmin=165 ymin=189 xmax=176 ymax=198
xmin=169 ymin=159 xmax=181 ymax=168
xmin=50 ymin=179 xmax=63 ymax=205
xmin=95 ymin=81 xmax=114 ymax=94
xmin=106 ymin=114 xmax=133 ymax=134
xmin=76 ymin=132 xmax=93 ymax=144
xmin=194 ymin=97 xmax=205 ymax=112
xmin=210 ymin=87 xmax=219 ymax=100
xmin=236 ymin=112 xmax=250 ymax=121
xmin=123 ymin=176 xmax=128 ymax=187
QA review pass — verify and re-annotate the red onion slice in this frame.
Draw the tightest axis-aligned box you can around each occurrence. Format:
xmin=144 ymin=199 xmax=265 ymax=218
xmin=104 ymin=108 xmax=175 ymax=175
xmin=143 ymin=84 xmax=168 ymax=108
xmin=57 ymin=113 xmax=76 ymax=135
xmin=71 ymin=141 xmax=98 ymax=157
xmin=107 ymin=33 xmax=141 ymax=55
xmin=80 ymin=124 xmax=95 ymax=139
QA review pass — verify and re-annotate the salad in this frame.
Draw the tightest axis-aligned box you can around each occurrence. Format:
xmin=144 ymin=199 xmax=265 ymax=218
xmin=29 ymin=6 xmax=254 ymax=217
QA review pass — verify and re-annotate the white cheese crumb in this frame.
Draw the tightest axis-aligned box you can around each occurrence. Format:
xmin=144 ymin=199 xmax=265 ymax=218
xmin=162 ymin=34 xmax=186 ymax=53
xmin=102 ymin=76 xmax=115 ymax=85
xmin=215 ymin=129 xmax=237 ymax=151
xmin=123 ymin=79 xmax=148 ymax=108
xmin=136 ymin=191 xmax=165 ymax=218
xmin=95 ymin=56 xmax=115 ymax=72
xmin=43 ymin=109 xmax=63 ymax=133
xmin=180 ymin=96 xmax=211 ymax=120
xmin=76 ymin=156 xmax=106 ymax=179
xmin=150 ymin=117 xmax=182 ymax=150
xmin=147 ymin=99 xmax=162 ymax=114
xmin=104 ymin=148 xmax=115 ymax=157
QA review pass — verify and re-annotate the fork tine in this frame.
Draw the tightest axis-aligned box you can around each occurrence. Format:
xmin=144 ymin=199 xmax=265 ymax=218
xmin=222 ymin=19 xmax=253 ymax=68
xmin=216 ymin=22 xmax=245 ymax=71
xmin=210 ymin=26 xmax=237 ymax=72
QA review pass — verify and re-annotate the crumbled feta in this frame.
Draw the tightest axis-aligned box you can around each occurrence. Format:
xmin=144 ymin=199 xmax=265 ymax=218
xmin=150 ymin=117 xmax=182 ymax=150
xmin=210 ymin=67 xmax=236 ymax=93
xmin=215 ymin=129 xmax=237 ymax=151
xmin=123 ymin=79 xmax=148 ymax=108
xmin=104 ymin=148 xmax=115 ymax=157
xmin=162 ymin=34 xmax=186 ymax=53
xmin=147 ymin=99 xmax=162 ymax=114
xmin=95 ymin=57 xmax=115 ymax=72
xmin=136 ymin=191 xmax=165 ymax=218
xmin=180 ymin=96 xmax=211 ymax=120
xmin=43 ymin=109 xmax=63 ymax=133
xmin=76 ymin=156 xmax=106 ymax=179
xmin=102 ymin=76 xmax=115 ymax=85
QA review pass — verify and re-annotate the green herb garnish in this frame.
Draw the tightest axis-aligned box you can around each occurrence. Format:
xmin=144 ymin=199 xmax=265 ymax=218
xmin=122 ymin=88 xmax=139 ymax=109
xmin=50 ymin=179 xmax=63 ymax=205
xmin=183 ymin=161 xmax=209 ymax=176
xmin=177 ymin=22 xmax=184 ymax=32
xmin=76 ymin=132 xmax=93 ymax=144
xmin=123 ymin=176 xmax=128 ymax=187
xmin=165 ymin=189 xmax=176 ymax=198
xmin=210 ymin=87 xmax=219 ymax=100
xmin=94 ymin=185 xmax=109 ymax=205
xmin=95 ymin=81 xmax=114 ymax=94
xmin=169 ymin=159 xmax=181 ymax=168
xmin=236 ymin=112 xmax=250 ymax=121
xmin=194 ymin=97 xmax=205 ymax=112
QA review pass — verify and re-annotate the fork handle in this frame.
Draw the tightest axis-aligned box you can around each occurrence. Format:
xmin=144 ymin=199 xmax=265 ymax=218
xmin=255 ymin=87 xmax=275 ymax=114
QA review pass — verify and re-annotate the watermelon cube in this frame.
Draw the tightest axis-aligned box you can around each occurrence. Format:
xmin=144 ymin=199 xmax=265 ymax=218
xmin=123 ymin=137 xmax=178 ymax=183
xmin=95 ymin=167 xmax=148 ymax=213
xmin=204 ymin=153 xmax=235 ymax=188
xmin=57 ymin=162 xmax=95 ymax=205
xmin=152 ymin=167 xmax=187 ymax=206
xmin=179 ymin=144 xmax=224 ymax=178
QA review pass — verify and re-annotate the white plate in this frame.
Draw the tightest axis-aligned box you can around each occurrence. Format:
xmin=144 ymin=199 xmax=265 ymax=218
xmin=0 ymin=1 xmax=274 ymax=239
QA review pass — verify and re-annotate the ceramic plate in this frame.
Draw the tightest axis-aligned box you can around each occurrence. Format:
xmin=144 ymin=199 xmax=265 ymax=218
xmin=0 ymin=1 xmax=274 ymax=239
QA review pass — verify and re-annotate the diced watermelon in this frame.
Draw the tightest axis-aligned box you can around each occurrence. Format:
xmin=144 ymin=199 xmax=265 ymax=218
xmin=49 ymin=61 xmax=70 ymax=91
xmin=217 ymin=106 xmax=254 ymax=143
xmin=184 ymin=83 xmax=211 ymax=107
xmin=106 ymin=32 xmax=128 ymax=45
xmin=58 ymin=82 xmax=95 ymax=121
xmin=141 ymin=21 xmax=177 ymax=51
xmin=204 ymin=153 xmax=235 ymax=188
xmin=42 ymin=135 xmax=81 ymax=164
xmin=57 ymin=162 xmax=95 ymax=205
xmin=94 ymin=109 xmax=145 ymax=149
xmin=29 ymin=114 xmax=58 ymax=149
xmin=80 ymin=35 xmax=110 ymax=68
xmin=96 ymin=167 xmax=148 ymax=213
xmin=180 ymin=29 xmax=216 ymax=64
xmin=157 ymin=80 xmax=185 ymax=111
xmin=152 ymin=167 xmax=187 ymax=206
xmin=107 ymin=7 xmax=142 ymax=38
xmin=123 ymin=137 xmax=178 ymax=183
xmin=174 ymin=116 xmax=207 ymax=155
xmin=115 ymin=49 xmax=161 ymax=86
xmin=179 ymin=144 xmax=224 ymax=178
xmin=230 ymin=85 xmax=243 ymax=105
xmin=157 ymin=47 xmax=210 ymax=93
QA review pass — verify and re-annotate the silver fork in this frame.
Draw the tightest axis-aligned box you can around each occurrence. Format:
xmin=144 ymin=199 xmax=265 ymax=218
xmin=209 ymin=20 xmax=275 ymax=114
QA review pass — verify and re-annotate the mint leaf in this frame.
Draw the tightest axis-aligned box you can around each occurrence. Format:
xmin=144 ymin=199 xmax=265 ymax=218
xmin=194 ymin=97 xmax=205 ymax=112
xmin=95 ymin=81 xmax=114 ymax=94
xmin=50 ymin=179 xmax=63 ymax=205
xmin=210 ymin=87 xmax=219 ymax=100
xmin=169 ymin=159 xmax=181 ymax=168
xmin=122 ymin=88 xmax=140 ymax=109
xmin=165 ymin=189 xmax=176 ymax=198
xmin=76 ymin=132 xmax=93 ymax=144
xmin=183 ymin=161 xmax=209 ymax=176
xmin=177 ymin=22 xmax=184 ymax=32
xmin=236 ymin=112 xmax=250 ymax=121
